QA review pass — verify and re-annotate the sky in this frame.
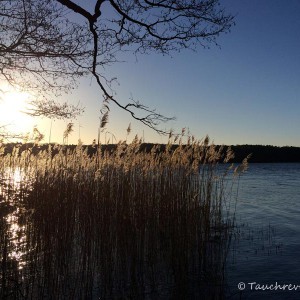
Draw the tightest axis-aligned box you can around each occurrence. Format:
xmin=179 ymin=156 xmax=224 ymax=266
xmin=1 ymin=0 xmax=300 ymax=146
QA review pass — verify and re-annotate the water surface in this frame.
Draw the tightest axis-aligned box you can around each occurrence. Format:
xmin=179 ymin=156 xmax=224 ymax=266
xmin=1 ymin=163 xmax=300 ymax=299
xmin=227 ymin=163 xmax=300 ymax=300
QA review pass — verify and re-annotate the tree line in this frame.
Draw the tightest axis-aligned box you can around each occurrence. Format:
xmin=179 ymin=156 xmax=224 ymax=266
xmin=2 ymin=143 xmax=300 ymax=163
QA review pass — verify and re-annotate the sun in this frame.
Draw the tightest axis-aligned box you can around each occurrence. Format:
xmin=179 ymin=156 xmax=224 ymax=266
xmin=0 ymin=88 xmax=35 ymax=136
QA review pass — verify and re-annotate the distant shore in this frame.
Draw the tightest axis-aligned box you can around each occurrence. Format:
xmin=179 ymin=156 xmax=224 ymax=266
xmin=2 ymin=143 xmax=300 ymax=163
xmin=227 ymin=144 xmax=300 ymax=163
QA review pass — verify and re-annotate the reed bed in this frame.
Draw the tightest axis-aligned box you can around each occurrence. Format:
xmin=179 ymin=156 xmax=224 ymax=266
xmin=0 ymin=136 xmax=247 ymax=299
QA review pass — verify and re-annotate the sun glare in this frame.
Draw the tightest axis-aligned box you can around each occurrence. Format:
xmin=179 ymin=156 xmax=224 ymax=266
xmin=0 ymin=88 xmax=35 ymax=136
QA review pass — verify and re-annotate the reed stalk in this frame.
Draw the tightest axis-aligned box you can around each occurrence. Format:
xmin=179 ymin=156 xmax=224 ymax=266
xmin=0 ymin=136 xmax=245 ymax=299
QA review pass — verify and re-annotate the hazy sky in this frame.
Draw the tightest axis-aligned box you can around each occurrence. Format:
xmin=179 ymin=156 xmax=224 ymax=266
xmin=3 ymin=1 xmax=300 ymax=146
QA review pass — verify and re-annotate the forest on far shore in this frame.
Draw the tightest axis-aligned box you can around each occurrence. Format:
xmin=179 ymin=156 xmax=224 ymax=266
xmin=2 ymin=143 xmax=300 ymax=164
xmin=225 ymin=145 xmax=300 ymax=163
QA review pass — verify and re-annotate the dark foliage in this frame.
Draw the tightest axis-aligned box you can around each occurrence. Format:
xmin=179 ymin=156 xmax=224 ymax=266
xmin=3 ymin=143 xmax=300 ymax=163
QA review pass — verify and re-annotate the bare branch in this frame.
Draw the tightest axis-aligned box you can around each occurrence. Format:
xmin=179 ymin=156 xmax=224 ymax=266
xmin=1 ymin=0 xmax=234 ymax=133
xmin=25 ymin=98 xmax=84 ymax=119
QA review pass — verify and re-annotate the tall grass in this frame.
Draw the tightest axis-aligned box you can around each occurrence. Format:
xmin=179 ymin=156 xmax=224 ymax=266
xmin=0 ymin=136 xmax=246 ymax=299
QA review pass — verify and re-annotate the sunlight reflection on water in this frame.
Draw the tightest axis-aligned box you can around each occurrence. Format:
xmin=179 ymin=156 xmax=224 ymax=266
xmin=0 ymin=168 xmax=34 ymax=271
xmin=5 ymin=210 xmax=27 ymax=270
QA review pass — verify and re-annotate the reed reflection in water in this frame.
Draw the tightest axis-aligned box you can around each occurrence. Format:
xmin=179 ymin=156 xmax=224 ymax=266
xmin=0 ymin=141 xmax=242 ymax=299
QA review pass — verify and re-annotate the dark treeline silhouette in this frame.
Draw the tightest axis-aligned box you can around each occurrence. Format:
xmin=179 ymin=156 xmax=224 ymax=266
xmin=2 ymin=143 xmax=300 ymax=163
xmin=228 ymin=145 xmax=300 ymax=163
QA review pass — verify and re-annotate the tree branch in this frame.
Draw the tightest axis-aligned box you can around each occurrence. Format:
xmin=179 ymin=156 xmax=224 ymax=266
xmin=1 ymin=0 xmax=234 ymax=134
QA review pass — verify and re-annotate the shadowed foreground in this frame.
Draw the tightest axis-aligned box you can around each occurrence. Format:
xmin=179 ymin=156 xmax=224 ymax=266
xmin=0 ymin=138 xmax=244 ymax=299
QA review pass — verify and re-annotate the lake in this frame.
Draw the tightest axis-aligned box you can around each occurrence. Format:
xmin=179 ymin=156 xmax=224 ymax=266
xmin=226 ymin=163 xmax=300 ymax=300
xmin=1 ymin=162 xmax=300 ymax=299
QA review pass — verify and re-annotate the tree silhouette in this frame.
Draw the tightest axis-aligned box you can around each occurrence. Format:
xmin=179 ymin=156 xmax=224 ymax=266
xmin=1 ymin=0 xmax=234 ymax=134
